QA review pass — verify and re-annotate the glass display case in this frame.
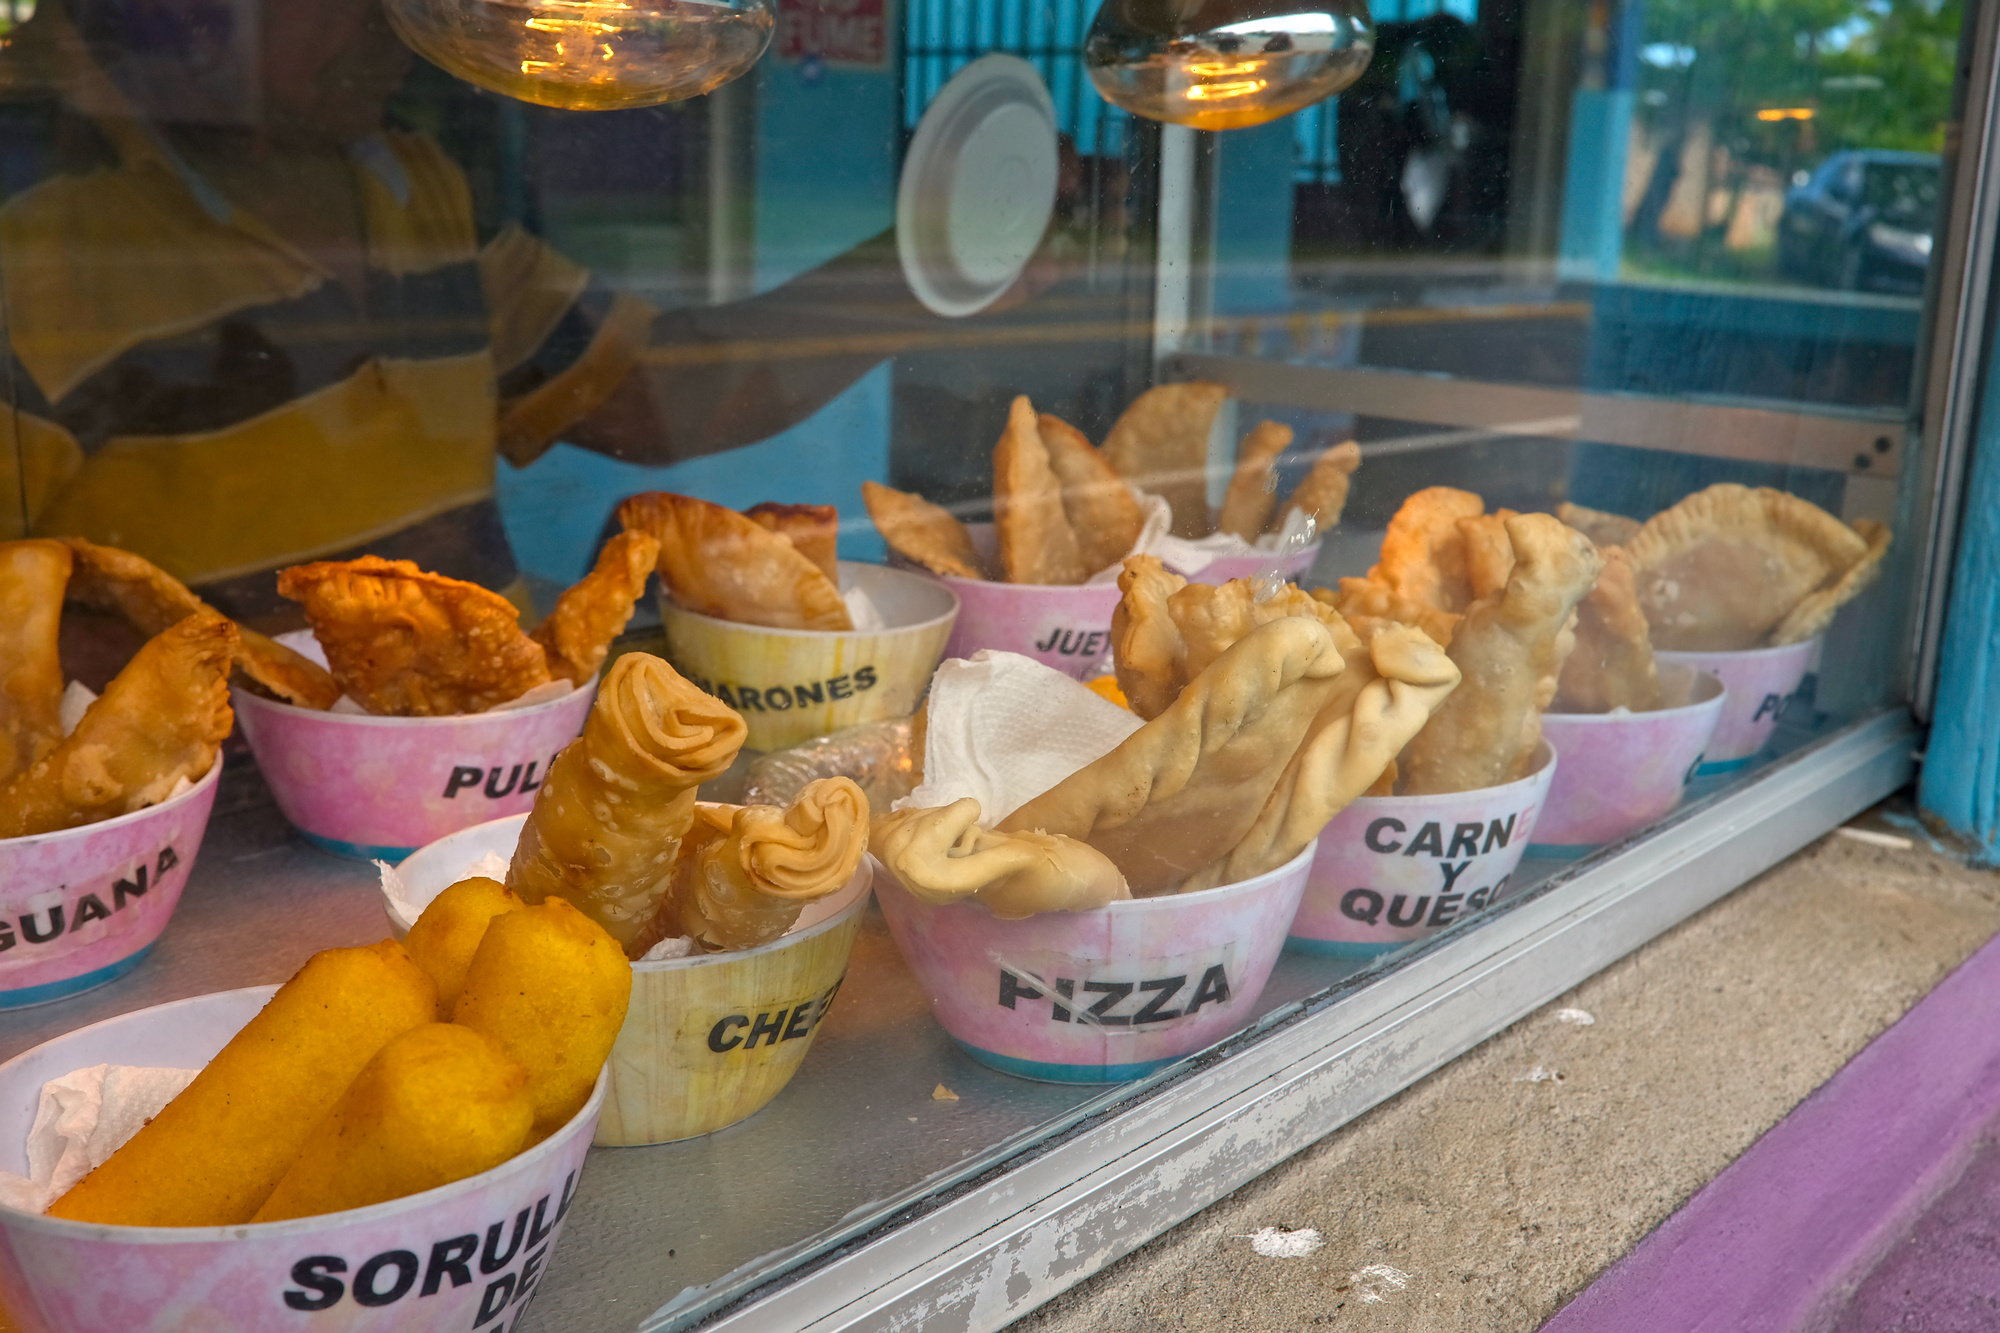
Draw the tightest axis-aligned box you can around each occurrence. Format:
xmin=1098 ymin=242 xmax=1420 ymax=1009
xmin=0 ymin=0 xmax=1986 ymax=1322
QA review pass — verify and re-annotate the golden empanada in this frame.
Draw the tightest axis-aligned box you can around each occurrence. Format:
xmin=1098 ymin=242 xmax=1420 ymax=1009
xmin=1329 ymin=578 xmax=1461 ymax=649
xmin=619 ymin=491 xmax=853 ymax=631
xmin=994 ymin=396 xmax=1090 ymax=586
xmin=1456 ymin=511 xmax=1519 ymax=602
xmin=872 ymin=799 xmax=1130 ymax=917
xmin=532 ymin=530 xmax=660 ymax=685
xmin=1553 ymin=546 xmax=1660 ymax=713
xmin=745 ymin=502 xmax=841 ymax=583
xmin=1276 ymin=441 xmax=1361 ymax=536
xmin=1217 ymin=420 xmax=1294 ymax=541
xmin=0 ymin=540 xmax=71 ymax=785
xmin=1625 ymin=485 xmax=1872 ymax=650
xmin=1101 ymin=382 xmax=1228 ymax=538
xmin=276 ymin=557 xmax=553 ymax=716
xmin=1557 ymin=502 xmax=1642 ymax=549
xmin=861 ymin=481 xmax=986 ymax=580
xmin=1369 ymin=486 xmax=1487 ymax=616
xmin=1769 ymin=518 xmax=1892 ymax=646
xmin=0 ymin=612 xmax=237 ymax=838
xmin=1040 ymin=412 xmax=1146 ymax=574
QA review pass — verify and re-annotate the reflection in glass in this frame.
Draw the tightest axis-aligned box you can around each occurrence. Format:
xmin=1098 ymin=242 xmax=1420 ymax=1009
xmin=1084 ymin=0 xmax=1374 ymax=129
xmin=383 ymin=0 xmax=774 ymax=109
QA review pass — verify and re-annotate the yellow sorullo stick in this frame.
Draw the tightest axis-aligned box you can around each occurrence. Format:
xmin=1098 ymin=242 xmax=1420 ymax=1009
xmin=405 ymin=877 xmax=523 ymax=1019
xmin=250 ymin=1024 xmax=533 ymax=1223
xmin=455 ymin=898 xmax=632 ymax=1140
xmin=48 ymin=941 xmax=438 ymax=1227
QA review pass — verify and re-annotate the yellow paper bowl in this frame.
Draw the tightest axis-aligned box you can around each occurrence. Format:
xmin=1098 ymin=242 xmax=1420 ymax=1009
xmin=658 ymin=561 xmax=958 ymax=752
xmin=390 ymin=815 xmax=873 ymax=1145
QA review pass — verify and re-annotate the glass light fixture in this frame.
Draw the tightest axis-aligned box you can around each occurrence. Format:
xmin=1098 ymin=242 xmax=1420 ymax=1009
xmin=1084 ymin=0 xmax=1374 ymax=130
xmin=383 ymin=0 xmax=774 ymax=111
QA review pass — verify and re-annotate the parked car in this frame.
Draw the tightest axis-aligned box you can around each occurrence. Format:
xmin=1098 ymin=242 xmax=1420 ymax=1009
xmin=1776 ymin=149 xmax=1941 ymax=295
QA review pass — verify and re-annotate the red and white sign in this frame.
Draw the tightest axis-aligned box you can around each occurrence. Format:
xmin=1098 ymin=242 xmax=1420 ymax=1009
xmin=775 ymin=0 xmax=890 ymax=68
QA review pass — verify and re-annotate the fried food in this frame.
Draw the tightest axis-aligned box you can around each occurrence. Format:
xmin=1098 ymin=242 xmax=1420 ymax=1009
xmin=619 ymin=491 xmax=853 ymax=631
xmin=862 ymin=480 xmax=986 ymax=580
xmin=1456 ymin=511 xmax=1519 ymax=602
xmin=1367 ymin=486 xmax=1487 ymax=616
xmin=873 ymin=799 xmax=1130 ymax=917
xmin=1101 ymin=381 xmax=1229 ymax=538
xmin=1625 ymin=484 xmax=1873 ymax=651
xmin=454 ymin=897 xmax=633 ymax=1140
xmin=0 ymin=539 xmax=70 ymax=785
xmin=59 ymin=536 xmax=340 ymax=709
xmin=1217 ymin=420 xmax=1294 ymax=541
xmin=0 ymin=611 xmax=237 ymax=838
xmin=1040 ymin=411 xmax=1146 ymax=573
xmin=630 ymin=776 xmax=869 ymax=954
xmin=507 ymin=652 xmax=747 ymax=953
xmin=1329 ymin=579 xmax=1461 ymax=649
xmin=1557 ymin=502 xmax=1642 ymax=549
xmin=1276 ymin=441 xmax=1361 ymax=536
xmin=994 ymin=396 xmax=1091 ymax=585
xmin=1770 ymin=517 xmax=1892 ymax=646
xmin=746 ymin=501 xmax=841 ymax=582
xmin=250 ymin=1023 xmax=533 ymax=1223
xmin=48 ymin=941 xmax=437 ymax=1226
xmin=1553 ymin=547 xmax=1661 ymax=713
xmin=404 ymin=877 xmax=525 ymax=1019
xmin=1399 ymin=514 xmax=1603 ymax=795
xmin=276 ymin=556 xmax=552 ymax=715
xmin=533 ymin=530 xmax=660 ymax=685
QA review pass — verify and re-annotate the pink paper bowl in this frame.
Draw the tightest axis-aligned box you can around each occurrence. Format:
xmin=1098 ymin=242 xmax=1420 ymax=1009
xmin=232 ymin=683 xmax=597 ymax=861
xmin=0 ymin=986 xmax=604 ymax=1333
xmin=1171 ymin=542 xmax=1321 ymax=587
xmin=1654 ymin=637 xmax=1820 ymax=774
xmin=891 ymin=523 xmax=1122 ymax=680
xmin=1288 ymin=742 xmax=1557 ymax=959
xmin=1529 ymin=672 xmax=1727 ymax=855
xmin=0 ymin=762 xmax=221 ymax=1011
xmin=874 ymin=841 xmax=1315 ymax=1084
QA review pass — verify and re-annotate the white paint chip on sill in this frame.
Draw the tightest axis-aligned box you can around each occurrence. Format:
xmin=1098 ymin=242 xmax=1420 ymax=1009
xmin=1243 ymin=1227 xmax=1324 ymax=1258
xmin=1350 ymin=1263 xmax=1411 ymax=1303
xmin=1515 ymin=1065 xmax=1565 ymax=1083
xmin=1554 ymin=1008 xmax=1595 ymax=1025
xmin=1836 ymin=826 xmax=1915 ymax=851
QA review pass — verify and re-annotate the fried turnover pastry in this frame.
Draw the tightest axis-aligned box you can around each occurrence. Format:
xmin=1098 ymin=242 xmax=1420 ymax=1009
xmin=1368 ymin=486 xmax=1487 ymax=616
xmin=508 ymin=652 xmax=747 ymax=955
xmin=1553 ymin=546 xmax=1661 ymax=713
xmin=0 ymin=612 xmax=237 ymax=838
xmin=619 ymin=491 xmax=853 ymax=631
xmin=1399 ymin=514 xmax=1603 ymax=796
xmin=1456 ymin=510 xmax=1520 ymax=602
xmin=1327 ymin=579 xmax=1461 ymax=650
xmin=1625 ymin=484 xmax=1873 ymax=651
xmin=994 ymin=395 xmax=1091 ymax=586
xmin=629 ymin=777 xmax=869 ymax=954
xmin=1101 ymin=381 xmax=1229 ymax=538
xmin=59 ymin=536 xmax=340 ymax=709
xmin=277 ymin=556 xmax=552 ymax=715
xmin=1769 ymin=517 xmax=1892 ymax=645
xmin=0 ymin=539 xmax=70 ymax=785
xmin=1001 ymin=616 xmax=1354 ymax=894
xmin=1040 ymin=411 xmax=1147 ymax=573
xmin=1217 ymin=420 xmax=1295 ymax=541
xmin=1557 ymin=502 xmax=1642 ymax=550
xmin=1277 ymin=440 xmax=1362 ymax=536
xmin=861 ymin=480 xmax=987 ymax=580
xmin=532 ymin=530 xmax=660 ymax=685
xmin=873 ymin=799 xmax=1130 ymax=917
xmin=746 ymin=502 xmax=841 ymax=583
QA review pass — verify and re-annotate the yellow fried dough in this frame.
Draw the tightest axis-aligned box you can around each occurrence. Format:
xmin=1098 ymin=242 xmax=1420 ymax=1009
xmin=1399 ymin=514 xmax=1603 ymax=795
xmin=251 ymin=1024 xmax=533 ymax=1223
xmin=455 ymin=898 xmax=633 ymax=1140
xmin=873 ymin=799 xmax=1130 ymax=917
xmin=1217 ymin=420 xmax=1294 ymax=541
xmin=1003 ymin=616 xmax=1353 ymax=894
xmin=405 ymin=877 xmax=524 ymax=1019
xmin=994 ymin=396 xmax=1090 ymax=585
xmin=533 ymin=530 xmax=660 ymax=685
xmin=1327 ymin=579 xmax=1461 ymax=649
xmin=861 ymin=480 xmax=986 ymax=580
xmin=1368 ymin=486 xmax=1487 ymax=616
xmin=1556 ymin=502 xmax=1642 ymax=549
xmin=1184 ymin=625 xmax=1459 ymax=891
xmin=59 ymin=536 xmax=340 ymax=709
xmin=508 ymin=652 xmax=747 ymax=952
xmin=0 ymin=612 xmax=236 ymax=838
xmin=277 ymin=557 xmax=552 ymax=715
xmin=0 ymin=539 xmax=70 ymax=785
xmin=1770 ymin=518 xmax=1893 ymax=645
xmin=619 ymin=491 xmax=853 ymax=631
xmin=48 ymin=941 xmax=437 ymax=1227
xmin=1276 ymin=440 xmax=1361 ymax=536
xmin=1625 ymin=484 xmax=1872 ymax=651
xmin=1101 ymin=381 xmax=1228 ymax=538
xmin=1553 ymin=547 xmax=1661 ymax=713
xmin=632 ymin=777 xmax=868 ymax=954
xmin=746 ymin=501 xmax=842 ymax=582
xmin=1040 ymin=412 xmax=1146 ymax=574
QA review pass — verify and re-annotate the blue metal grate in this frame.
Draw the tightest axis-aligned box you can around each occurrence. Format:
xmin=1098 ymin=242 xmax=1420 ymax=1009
xmin=899 ymin=0 xmax=1131 ymax=156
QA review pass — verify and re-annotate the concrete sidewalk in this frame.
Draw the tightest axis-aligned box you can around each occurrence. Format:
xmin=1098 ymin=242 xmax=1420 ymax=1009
xmin=1019 ymin=803 xmax=2000 ymax=1331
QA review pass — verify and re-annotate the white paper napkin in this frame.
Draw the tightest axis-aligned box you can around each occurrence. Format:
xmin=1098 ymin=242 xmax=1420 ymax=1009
xmin=896 ymin=650 xmax=1143 ymax=823
xmin=0 ymin=1064 xmax=199 ymax=1214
